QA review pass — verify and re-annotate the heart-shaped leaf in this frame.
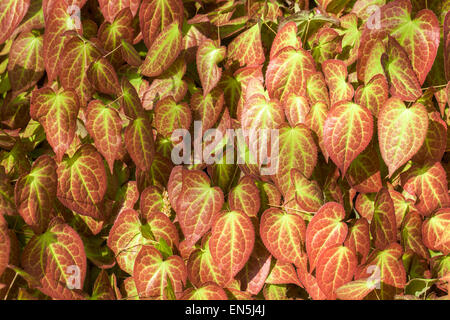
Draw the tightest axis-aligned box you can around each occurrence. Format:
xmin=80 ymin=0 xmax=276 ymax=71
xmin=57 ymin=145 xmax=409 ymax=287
xmin=227 ymin=24 xmax=265 ymax=67
xmin=229 ymin=176 xmax=260 ymax=218
xmin=422 ymin=208 xmax=450 ymax=254
xmin=0 ymin=0 xmax=30 ymax=45
xmin=197 ymin=39 xmax=226 ymax=96
xmin=378 ymin=98 xmax=428 ymax=177
xmin=370 ymin=188 xmax=397 ymax=250
xmin=124 ymin=116 xmax=155 ymax=172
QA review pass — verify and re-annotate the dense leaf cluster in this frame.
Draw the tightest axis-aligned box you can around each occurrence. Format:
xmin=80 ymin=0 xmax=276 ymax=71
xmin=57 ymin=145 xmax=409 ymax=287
xmin=0 ymin=0 xmax=449 ymax=300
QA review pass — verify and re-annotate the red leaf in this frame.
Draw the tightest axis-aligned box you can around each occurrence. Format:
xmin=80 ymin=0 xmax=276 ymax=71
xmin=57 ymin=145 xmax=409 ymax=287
xmin=140 ymin=22 xmax=182 ymax=77
xmin=98 ymin=0 xmax=140 ymax=23
xmin=196 ymin=39 xmax=226 ymax=96
xmin=401 ymin=210 xmax=430 ymax=259
xmin=345 ymin=217 xmax=371 ymax=265
xmin=378 ymin=98 xmax=428 ymax=177
xmin=181 ymin=283 xmax=228 ymax=300
xmin=401 ymin=161 xmax=450 ymax=216
xmin=87 ymin=57 xmax=120 ymax=96
xmin=154 ymin=96 xmax=191 ymax=138
xmin=316 ymin=245 xmax=357 ymax=300
xmin=306 ymin=202 xmax=348 ymax=271
xmin=422 ymin=208 xmax=450 ymax=254
xmin=322 ymin=59 xmax=354 ymax=106
xmin=86 ymin=100 xmax=123 ymax=173
xmin=177 ymin=170 xmax=224 ymax=246
xmin=139 ymin=0 xmax=184 ymax=49
xmin=354 ymin=74 xmax=388 ymax=118
xmin=21 ymin=217 xmax=87 ymax=299
xmin=270 ymin=21 xmax=301 ymax=60
xmin=14 ymin=155 xmax=57 ymax=234
xmin=190 ymin=88 xmax=224 ymax=134
xmin=266 ymin=47 xmax=316 ymax=103
xmin=209 ymin=210 xmax=255 ymax=282
xmin=124 ymin=116 xmax=155 ymax=172
xmin=0 ymin=0 xmax=30 ymax=44
xmin=266 ymin=260 xmax=302 ymax=287
xmin=133 ymin=245 xmax=186 ymax=300
xmin=227 ymin=24 xmax=265 ymax=67
xmin=260 ymin=208 xmax=306 ymax=267
xmin=370 ymin=188 xmax=397 ymax=250
xmin=30 ymin=87 xmax=80 ymax=162
xmin=56 ymin=144 xmax=107 ymax=220
xmin=323 ymin=101 xmax=373 ymax=176
xmin=412 ymin=112 xmax=447 ymax=164
xmin=229 ymin=175 xmax=261 ymax=218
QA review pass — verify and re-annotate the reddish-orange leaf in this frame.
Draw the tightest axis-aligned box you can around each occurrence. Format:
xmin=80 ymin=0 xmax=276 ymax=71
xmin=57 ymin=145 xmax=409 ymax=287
xmin=229 ymin=176 xmax=260 ymax=218
xmin=197 ymin=39 xmax=226 ymax=97
xmin=181 ymin=283 xmax=228 ymax=300
xmin=378 ymin=98 xmax=428 ymax=177
xmin=306 ymin=202 xmax=348 ymax=271
xmin=154 ymin=96 xmax=191 ymax=138
xmin=270 ymin=21 xmax=301 ymax=60
xmin=412 ymin=112 xmax=447 ymax=164
xmin=401 ymin=210 xmax=430 ymax=259
xmin=133 ymin=245 xmax=186 ymax=300
xmin=87 ymin=57 xmax=120 ymax=96
xmin=344 ymin=217 xmax=370 ymax=264
xmin=316 ymin=245 xmax=357 ymax=300
xmin=140 ymin=22 xmax=182 ymax=77
xmin=354 ymin=74 xmax=388 ymax=118
xmin=422 ymin=208 xmax=450 ymax=254
xmin=227 ymin=24 xmax=265 ymax=67
xmin=260 ymin=208 xmax=306 ymax=268
xmin=209 ymin=210 xmax=255 ymax=282
xmin=401 ymin=161 xmax=450 ymax=216
xmin=322 ymin=59 xmax=354 ymax=106
xmin=124 ymin=116 xmax=155 ymax=172
xmin=370 ymin=188 xmax=397 ymax=250
xmin=86 ymin=100 xmax=123 ymax=173
xmin=323 ymin=101 xmax=373 ymax=177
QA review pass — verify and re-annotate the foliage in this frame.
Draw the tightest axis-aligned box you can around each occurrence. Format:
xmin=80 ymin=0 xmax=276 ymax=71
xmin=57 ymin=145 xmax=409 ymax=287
xmin=0 ymin=0 xmax=449 ymax=300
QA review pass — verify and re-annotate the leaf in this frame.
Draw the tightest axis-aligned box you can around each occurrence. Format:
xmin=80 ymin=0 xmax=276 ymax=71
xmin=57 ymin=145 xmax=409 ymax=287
xmin=197 ymin=39 xmax=226 ymax=96
xmin=0 ymin=0 xmax=30 ymax=44
xmin=378 ymin=98 xmax=428 ymax=177
xmin=0 ymin=167 xmax=16 ymax=215
xmin=140 ymin=186 xmax=165 ymax=220
xmin=273 ymin=124 xmax=318 ymax=197
xmin=344 ymin=218 xmax=370 ymax=264
xmin=0 ymin=215 xmax=9 ymax=278
xmin=119 ymin=78 xmax=147 ymax=119
xmin=187 ymin=233 xmax=229 ymax=287
xmin=229 ymin=176 xmax=260 ymax=218
xmin=98 ymin=0 xmax=140 ymax=23
xmin=91 ymin=270 xmax=116 ymax=300
xmin=412 ymin=112 xmax=447 ymax=164
xmin=266 ymin=47 xmax=316 ymax=103
xmin=383 ymin=36 xmax=422 ymax=101
xmin=290 ymin=168 xmax=324 ymax=213
xmin=43 ymin=0 xmax=80 ymax=82
xmin=358 ymin=0 xmax=440 ymax=85
xmin=209 ymin=210 xmax=255 ymax=282
xmin=323 ymin=101 xmax=373 ymax=177
xmin=154 ymin=96 xmax=191 ymax=138
xmin=305 ymin=101 xmax=329 ymax=161
xmin=370 ymin=188 xmax=397 ymax=250
xmin=107 ymin=209 xmax=152 ymax=275
xmin=335 ymin=279 xmax=375 ymax=300
xmin=401 ymin=161 xmax=450 ymax=216
xmin=56 ymin=144 xmax=107 ymax=220
xmin=310 ymin=28 xmax=342 ymax=64
xmin=133 ymin=245 xmax=186 ymax=300
xmin=322 ymin=59 xmax=354 ymax=106
xmin=316 ymin=245 xmax=357 ymax=300
xmin=86 ymin=100 xmax=123 ymax=173
xmin=140 ymin=22 xmax=182 ymax=77
xmin=422 ymin=208 xmax=450 ymax=254
xmin=21 ymin=217 xmax=87 ymax=299
xmin=177 ymin=170 xmax=224 ymax=246
xmin=346 ymin=144 xmax=382 ymax=193
xmin=98 ymin=7 xmax=134 ymax=67
xmin=283 ymin=93 xmax=310 ymax=126
xmin=8 ymin=31 xmax=44 ymax=92
xmin=124 ymin=116 xmax=155 ymax=172
xmin=357 ymin=243 xmax=407 ymax=298
xmin=121 ymin=39 xmax=142 ymax=67
xmin=263 ymin=283 xmax=288 ymax=300
xmin=306 ymin=202 xmax=348 ymax=271
xmin=87 ymin=57 xmax=120 ymax=96
xmin=306 ymin=72 xmax=330 ymax=107
xmin=30 ymin=87 xmax=80 ymax=162
xmin=139 ymin=0 xmax=184 ymax=49
xmin=14 ymin=155 xmax=57 ymax=234
xmin=59 ymin=36 xmax=102 ymax=106
xmin=227 ymin=24 xmax=265 ymax=67
xmin=354 ymin=74 xmax=388 ymax=118
xmin=235 ymin=238 xmax=272 ymax=295
xmin=266 ymin=260 xmax=302 ymax=287
xmin=190 ymin=89 xmax=225 ymax=136
xmin=270 ymin=21 xmax=301 ymax=60
xmin=181 ymin=283 xmax=228 ymax=300
xmin=146 ymin=211 xmax=179 ymax=249
xmin=260 ymin=208 xmax=306 ymax=268
xmin=401 ymin=210 xmax=430 ymax=259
